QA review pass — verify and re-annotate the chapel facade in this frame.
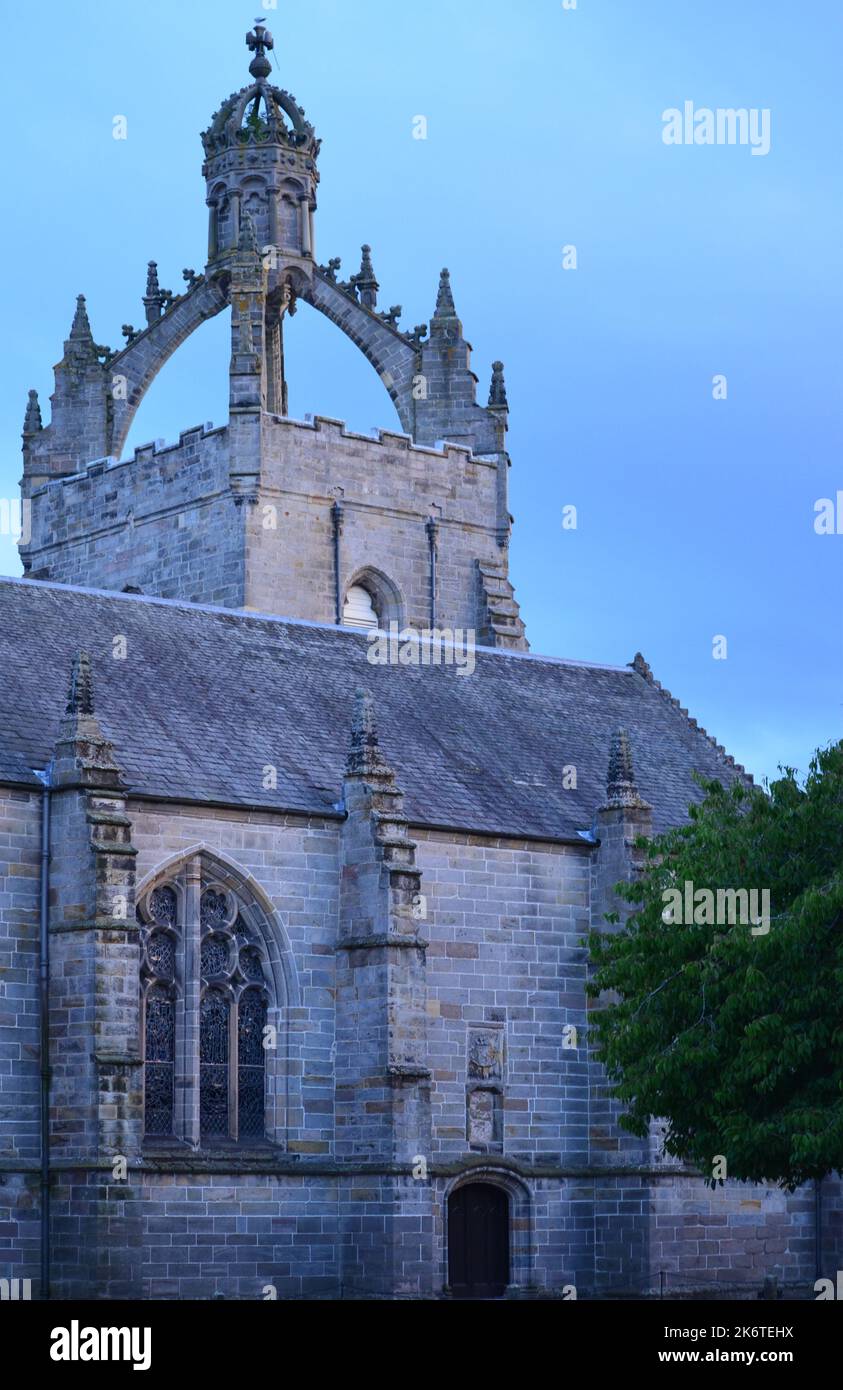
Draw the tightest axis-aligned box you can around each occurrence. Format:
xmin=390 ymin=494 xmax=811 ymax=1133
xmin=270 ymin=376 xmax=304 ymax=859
xmin=2 ymin=24 xmax=839 ymax=1300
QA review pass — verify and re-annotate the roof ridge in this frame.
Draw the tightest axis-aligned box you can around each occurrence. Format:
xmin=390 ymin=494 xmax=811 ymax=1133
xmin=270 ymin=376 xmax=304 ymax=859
xmin=629 ymin=651 xmax=754 ymax=784
xmin=0 ymin=577 xmax=631 ymax=674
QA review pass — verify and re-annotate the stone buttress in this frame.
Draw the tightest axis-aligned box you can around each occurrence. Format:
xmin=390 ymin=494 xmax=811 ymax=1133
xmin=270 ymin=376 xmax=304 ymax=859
xmin=336 ymin=689 xmax=433 ymax=1296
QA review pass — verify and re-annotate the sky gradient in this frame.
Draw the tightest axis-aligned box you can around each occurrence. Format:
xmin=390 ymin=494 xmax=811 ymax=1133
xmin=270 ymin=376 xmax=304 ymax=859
xmin=1 ymin=0 xmax=840 ymax=787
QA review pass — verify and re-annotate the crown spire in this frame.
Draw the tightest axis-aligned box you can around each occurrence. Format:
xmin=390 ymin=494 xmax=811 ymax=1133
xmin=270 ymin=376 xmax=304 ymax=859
xmin=246 ymin=20 xmax=274 ymax=80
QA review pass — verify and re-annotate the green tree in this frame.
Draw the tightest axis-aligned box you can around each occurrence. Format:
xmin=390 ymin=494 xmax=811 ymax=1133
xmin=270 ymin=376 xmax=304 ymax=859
xmin=587 ymin=741 xmax=843 ymax=1189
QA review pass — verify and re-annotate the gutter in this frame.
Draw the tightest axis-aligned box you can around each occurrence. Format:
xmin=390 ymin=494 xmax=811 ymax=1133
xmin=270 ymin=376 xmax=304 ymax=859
xmin=34 ymin=767 xmax=51 ymax=1301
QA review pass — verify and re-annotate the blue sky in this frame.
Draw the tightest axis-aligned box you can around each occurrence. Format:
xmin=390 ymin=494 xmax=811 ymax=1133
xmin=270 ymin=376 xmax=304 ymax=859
xmin=0 ymin=0 xmax=840 ymax=785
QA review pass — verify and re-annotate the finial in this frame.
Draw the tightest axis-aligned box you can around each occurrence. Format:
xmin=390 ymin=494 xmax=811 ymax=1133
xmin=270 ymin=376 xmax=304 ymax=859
xmin=604 ymin=729 xmax=649 ymax=809
xmin=246 ymin=20 xmax=275 ymax=80
xmin=69 ymin=294 xmax=93 ymax=342
xmin=346 ymin=688 xmax=391 ymax=778
xmin=145 ymin=261 xmax=160 ymax=297
xmin=23 ymin=389 xmax=42 ymax=436
xmin=435 ymin=267 xmax=456 ymax=316
xmin=489 ymin=361 xmax=508 ymax=409
xmin=355 ymin=245 xmax=379 ymax=309
xmin=65 ymin=650 xmax=95 ymax=717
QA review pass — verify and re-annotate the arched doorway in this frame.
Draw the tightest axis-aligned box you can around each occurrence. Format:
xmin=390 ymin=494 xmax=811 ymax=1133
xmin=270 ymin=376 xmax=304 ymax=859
xmin=448 ymin=1183 xmax=510 ymax=1299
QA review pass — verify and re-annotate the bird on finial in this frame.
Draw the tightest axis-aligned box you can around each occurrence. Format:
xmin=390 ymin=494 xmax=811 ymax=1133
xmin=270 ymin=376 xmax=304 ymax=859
xmin=246 ymin=19 xmax=275 ymax=80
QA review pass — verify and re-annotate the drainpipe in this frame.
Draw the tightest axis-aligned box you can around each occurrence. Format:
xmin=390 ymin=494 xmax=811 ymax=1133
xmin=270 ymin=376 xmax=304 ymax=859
xmin=426 ymin=517 xmax=438 ymax=629
xmin=35 ymin=767 xmax=52 ymax=1300
xmin=331 ymin=501 xmax=344 ymax=625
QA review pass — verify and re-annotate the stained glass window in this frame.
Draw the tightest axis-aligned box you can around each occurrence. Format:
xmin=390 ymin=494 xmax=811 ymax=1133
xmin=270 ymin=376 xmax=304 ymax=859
xmin=201 ymin=889 xmax=229 ymax=930
xmin=149 ymin=885 xmax=177 ymax=927
xmin=140 ymin=871 xmax=271 ymax=1144
xmin=238 ymin=989 xmax=267 ymax=1138
xmin=200 ymin=990 xmax=230 ymax=1137
xmin=146 ymin=932 xmax=174 ymax=980
xmin=201 ymin=935 xmax=230 ymax=979
xmin=144 ymin=987 xmax=175 ymax=1135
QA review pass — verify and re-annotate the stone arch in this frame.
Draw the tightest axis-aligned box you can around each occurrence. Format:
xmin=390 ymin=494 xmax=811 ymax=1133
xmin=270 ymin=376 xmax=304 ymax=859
xmin=109 ymin=274 xmax=229 ymax=460
xmin=442 ymin=1168 xmax=533 ymax=1294
xmin=134 ymin=843 xmax=302 ymax=1146
xmin=301 ymin=269 xmax=420 ymax=435
xmin=135 ymin=842 xmax=300 ymax=1009
xmin=343 ymin=565 xmax=404 ymax=629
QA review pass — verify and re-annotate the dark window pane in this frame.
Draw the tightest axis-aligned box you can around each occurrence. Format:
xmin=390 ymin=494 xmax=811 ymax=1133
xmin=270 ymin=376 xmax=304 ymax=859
xmin=238 ymin=990 xmax=266 ymax=1138
xmin=144 ymin=990 xmax=174 ymax=1135
xmin=147 ymin=931 xmax=174 ymax=980
xmin=149 ymin=885 xmax=177 ymax=927
xmin=201 ymin=935 xmax=230 ymax=979
xmin=200 ymin=990 xmax=229 ymax=1136
xmin=201 ymin=889 xmax=228 ymax=930
xmin=239 ymin=946 xmax=264 ymax=982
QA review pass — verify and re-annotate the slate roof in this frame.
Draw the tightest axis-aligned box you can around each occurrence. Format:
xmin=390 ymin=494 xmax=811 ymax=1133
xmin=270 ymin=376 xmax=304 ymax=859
xmin=0 ymin=578 xmax=751 ymax=843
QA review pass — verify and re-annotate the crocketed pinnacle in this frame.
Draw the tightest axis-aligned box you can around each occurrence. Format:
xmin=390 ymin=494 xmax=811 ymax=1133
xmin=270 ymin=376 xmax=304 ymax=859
xmin=69 ymin=294 xmax=94 ymax=343
xmin=346 ymin=688 xmax=392 ymax=779
xmin=23 ymin=388 xmax=42 ymax=435
xmin=604 ymin=728 xmax=649 ymax=809
xmin=488 ymin=361 xmax=508 ymax=409
xmin=434 ymin=267 xmax=456 ymax=317
xmin=65 ymin=650 xmax=95 ymax=716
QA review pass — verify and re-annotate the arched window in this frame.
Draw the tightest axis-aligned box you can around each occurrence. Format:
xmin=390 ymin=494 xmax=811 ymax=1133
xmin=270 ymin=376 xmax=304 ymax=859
xmin=342 ymin=569 xmax=404 ymax=629
xmin=343 ymin=583 xmax=380 ymax=630
xmin=137 ymin=869 xmax=272 ymax=1145
xmin=139 ymin=885 xmax=178 ymax=1137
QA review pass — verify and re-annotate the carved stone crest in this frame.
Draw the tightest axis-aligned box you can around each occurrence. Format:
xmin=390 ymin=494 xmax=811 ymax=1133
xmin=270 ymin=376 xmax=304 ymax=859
xmin=468 ymin=1027 xmax=504 ymax=1082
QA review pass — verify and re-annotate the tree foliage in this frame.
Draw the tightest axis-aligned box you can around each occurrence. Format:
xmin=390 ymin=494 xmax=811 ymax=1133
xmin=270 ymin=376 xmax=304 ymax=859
xmin=587 ymin=742 xmax=843 ymax=1189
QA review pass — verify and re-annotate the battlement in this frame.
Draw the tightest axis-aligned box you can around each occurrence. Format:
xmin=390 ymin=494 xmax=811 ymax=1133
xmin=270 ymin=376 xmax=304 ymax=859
xmin=19 ymin=410 xmax=526 ymax=643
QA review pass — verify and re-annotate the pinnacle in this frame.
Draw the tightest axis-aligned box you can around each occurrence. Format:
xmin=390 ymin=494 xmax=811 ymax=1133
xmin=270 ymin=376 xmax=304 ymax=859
xmin=488 ymin=361 xmax=508 ymax=409
xmin=65 ymin=650 xmax=95 ymax=716
xmin=69 ymin=294 xmax=94 ymax=343
xmin=23 ymin=388 xmax=42 ymax=435
xmin=346 ymin=687 xmax=392 ymax=779
xmin=604 ymin=728 xmax=650 ymax=810
xmin=434 ymin=267 xmax=456 ymax=317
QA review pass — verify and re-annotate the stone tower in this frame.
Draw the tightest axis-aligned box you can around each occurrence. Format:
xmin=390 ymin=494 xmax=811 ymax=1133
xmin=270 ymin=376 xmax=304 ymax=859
xmin=20 ymin=22 xmax=528 ymax=649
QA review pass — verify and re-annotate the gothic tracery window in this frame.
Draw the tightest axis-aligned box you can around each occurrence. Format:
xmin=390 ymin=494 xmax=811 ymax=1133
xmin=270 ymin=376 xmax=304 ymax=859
xmin=139 ymin=885 xmax=178 ymax=1136
xmin=137 ymin=871 xmax=271 ymax=1145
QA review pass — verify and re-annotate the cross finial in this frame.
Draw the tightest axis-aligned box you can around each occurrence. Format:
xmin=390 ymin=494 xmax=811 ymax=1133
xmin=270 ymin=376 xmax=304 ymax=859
xmin=246 ymin=20 xmax=274 ymax=79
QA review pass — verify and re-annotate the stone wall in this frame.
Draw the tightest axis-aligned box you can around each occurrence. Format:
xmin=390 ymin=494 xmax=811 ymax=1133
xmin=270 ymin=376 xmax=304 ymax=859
xmin=2 ymin=790 xmax=841 ymax=1298
xmin=20 ymin=414 xmax=520 ymax=637
xmin=251 ymin=416 xmax=507 ymax=631
xmin=22 ymin=426 xmax=242 ymax=607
